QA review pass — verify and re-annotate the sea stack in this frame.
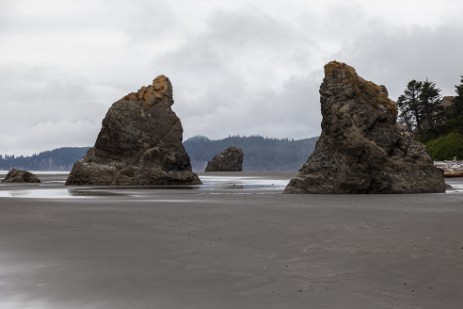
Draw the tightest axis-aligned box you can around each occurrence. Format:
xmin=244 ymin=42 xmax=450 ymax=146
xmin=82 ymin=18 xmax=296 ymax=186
xmin=284 ymin=61 xmax=446 ymax=194
xmin=2 ymin=169 xmax=41 ymax=183
xmin=66 ymin=75 xmax=201 ymax=185
xmin=205 ymin=146 xmax=244 ymax=172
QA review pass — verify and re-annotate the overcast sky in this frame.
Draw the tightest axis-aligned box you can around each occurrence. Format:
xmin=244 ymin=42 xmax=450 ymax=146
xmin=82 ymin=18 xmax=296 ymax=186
xmin=1 ymin=0 xmax=463 ymax=155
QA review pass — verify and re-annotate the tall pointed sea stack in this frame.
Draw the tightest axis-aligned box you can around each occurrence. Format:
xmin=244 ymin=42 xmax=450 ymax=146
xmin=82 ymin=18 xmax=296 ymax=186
xmin=66 ymin=76 xmax=201 ymax=185
xmin=284 ymin=61 xmax=445 ymax=194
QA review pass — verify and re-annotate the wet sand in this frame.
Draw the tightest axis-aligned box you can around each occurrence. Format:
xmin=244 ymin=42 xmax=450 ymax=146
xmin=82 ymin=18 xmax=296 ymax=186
xmin=1 ymin=173 xmax=463 ymax=308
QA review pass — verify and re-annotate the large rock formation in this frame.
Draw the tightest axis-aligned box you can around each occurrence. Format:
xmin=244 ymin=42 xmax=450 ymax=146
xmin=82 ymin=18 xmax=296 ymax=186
xmin=205 ymin=147 xmax=244 ymax=172
xmin=66 ymin=75 xmax=201 ymax=185
xmin=284 ymin=61 xmax=446 ymax=194
xmin=2 ymin=169 xmax=41 ymax=183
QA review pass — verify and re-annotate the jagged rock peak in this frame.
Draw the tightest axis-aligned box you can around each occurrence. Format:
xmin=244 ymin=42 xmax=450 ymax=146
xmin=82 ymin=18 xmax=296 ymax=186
xmin=123 ymin=75 xmax=173 ymax=107
xmin=284 ymin=61 xmax=445 ymax=194
xmin=66 ymin=75 xmax=201 ymax=186
xmin=323 ymin=61 xmax=397 ymax=114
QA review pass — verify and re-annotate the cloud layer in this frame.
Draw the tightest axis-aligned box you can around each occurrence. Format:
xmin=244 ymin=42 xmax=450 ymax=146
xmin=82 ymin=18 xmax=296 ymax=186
xmin=1 ymin=0 xmax=462 ymax=155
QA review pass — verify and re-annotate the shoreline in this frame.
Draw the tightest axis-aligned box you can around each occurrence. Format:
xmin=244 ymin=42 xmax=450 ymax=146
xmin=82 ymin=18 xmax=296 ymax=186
xmin=434 ymin=161 xmax=463 ymax=177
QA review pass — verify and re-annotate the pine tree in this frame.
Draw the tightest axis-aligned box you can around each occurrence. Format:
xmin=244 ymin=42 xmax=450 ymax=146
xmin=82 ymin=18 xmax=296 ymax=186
xmin=451 ymin=75 xmax=463 ymax=116
xmin=397 ymin=80 xmax=423 ymax=131
xmin=397 ymin=78 xmax=444 ymax=140
xmin=419 ymin=79 xmax=442 ymax=134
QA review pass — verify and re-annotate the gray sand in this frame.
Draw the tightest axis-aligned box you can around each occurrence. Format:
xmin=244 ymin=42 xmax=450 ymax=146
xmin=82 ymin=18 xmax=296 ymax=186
xmin=0 ymin=173 xmax=462 ymax=308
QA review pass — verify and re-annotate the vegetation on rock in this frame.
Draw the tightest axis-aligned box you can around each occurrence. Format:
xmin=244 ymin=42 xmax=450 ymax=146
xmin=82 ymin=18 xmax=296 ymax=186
xmin=397 ymin=76 xmax=463 ymax=160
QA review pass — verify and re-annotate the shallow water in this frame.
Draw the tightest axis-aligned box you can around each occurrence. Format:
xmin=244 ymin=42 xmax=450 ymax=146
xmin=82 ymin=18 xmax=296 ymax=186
xmin=199 ymin=175 xmax=290 ymax=190
xmin=444 ymin=178 xmax=463 ymax=193
xmin=1 ymin=172 xmax=462 ymax=199
xmin=0 ymin=188 xmax=88 ymax=199
xmin=0 ymin=173 xmax=294 ymax=199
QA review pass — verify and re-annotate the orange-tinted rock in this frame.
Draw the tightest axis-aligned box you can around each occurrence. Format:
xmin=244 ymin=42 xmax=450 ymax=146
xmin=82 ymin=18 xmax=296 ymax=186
xmin=284 ymin=61 xmax=445 ymax=194
xmin=66 ymin=76 xmax=201 ymax=185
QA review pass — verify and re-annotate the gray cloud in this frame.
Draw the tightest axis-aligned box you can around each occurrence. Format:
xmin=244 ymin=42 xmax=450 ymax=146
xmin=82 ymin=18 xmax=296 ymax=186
xmin=1 ymin=0 xmax=462 ymax=155
xmin=175 ymin=73 xmax=322 ymax=140
xmin=152 ymin=8 xmax=321 ymax=139
xmin=333 ymin=22 xmax=463 ymax=100
xmin=0 ymin=63 xmax=122 ymax=155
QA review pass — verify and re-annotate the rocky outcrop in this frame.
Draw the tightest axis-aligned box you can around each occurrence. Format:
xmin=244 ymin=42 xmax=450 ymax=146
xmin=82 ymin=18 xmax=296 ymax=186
xmin=1 ymin=169 xmax=41 ymax=183
xmin=284 ymin=61 xmax=446 ymax=194
xmin=205 ymin=147 xmax=244 ymax=172
xmin=440 ymin=96 xmax=456 ymax=108
xmin=66 ymin=75 xmax=201 ymax=185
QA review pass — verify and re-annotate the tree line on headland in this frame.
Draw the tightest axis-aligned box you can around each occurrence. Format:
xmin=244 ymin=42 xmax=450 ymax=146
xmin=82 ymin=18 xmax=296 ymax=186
xmin=0 ymin=136 xmax=318 ymax=172
xmin=397 ymin=76 xmax=463 ymax=160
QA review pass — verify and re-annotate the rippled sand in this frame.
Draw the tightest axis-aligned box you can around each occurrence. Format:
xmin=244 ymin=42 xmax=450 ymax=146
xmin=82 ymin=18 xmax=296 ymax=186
xmin=0 ymin=172 xmax=462 ymax=308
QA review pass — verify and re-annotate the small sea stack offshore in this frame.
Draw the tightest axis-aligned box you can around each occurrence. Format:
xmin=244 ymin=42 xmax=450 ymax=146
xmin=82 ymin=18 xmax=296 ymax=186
xmin=66 ymin=76 xmax=201 ymax=185
xmin=1 ymin=169 xmax=41 ymax=183
xmin=205 ymin=146 xmax=244 ymax=172
xmin=285 ymin=61 xmax=446 ymax=194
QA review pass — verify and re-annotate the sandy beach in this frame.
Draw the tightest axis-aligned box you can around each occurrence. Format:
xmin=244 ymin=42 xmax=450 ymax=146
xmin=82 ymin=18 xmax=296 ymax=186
xmin=1 ymin=172 xmax=462 ymax=308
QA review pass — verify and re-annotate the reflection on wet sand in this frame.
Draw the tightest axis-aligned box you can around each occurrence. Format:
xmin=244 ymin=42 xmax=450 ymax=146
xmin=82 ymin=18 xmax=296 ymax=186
xmin=0 ymin=173 xmax=294 ymax=199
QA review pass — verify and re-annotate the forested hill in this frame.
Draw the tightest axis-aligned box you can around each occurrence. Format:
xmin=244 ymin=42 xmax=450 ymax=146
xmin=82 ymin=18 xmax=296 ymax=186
xmin=0 ymin=136 xmax=317 ymax=172
xmin=184 ymin=135 xmax=317 ymax=172
xmin=0 ymin=147 xmax=89 ymax=171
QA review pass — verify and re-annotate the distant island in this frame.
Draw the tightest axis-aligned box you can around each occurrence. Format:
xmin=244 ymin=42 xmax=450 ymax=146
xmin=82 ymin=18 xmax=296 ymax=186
xmin=0 ymin=135 xmax=318 ymax=172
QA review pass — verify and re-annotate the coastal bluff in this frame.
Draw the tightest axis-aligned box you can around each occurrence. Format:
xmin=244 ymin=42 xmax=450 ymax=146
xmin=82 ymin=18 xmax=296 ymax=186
xmin=284 ymin=61 xmax=445 ymax=194
xmin=66 ymin=76 xmax=201 ymax=185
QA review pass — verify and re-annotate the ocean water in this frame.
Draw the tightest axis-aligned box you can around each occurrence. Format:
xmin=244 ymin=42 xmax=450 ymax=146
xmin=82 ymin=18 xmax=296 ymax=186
xmin=0 ymin=170 xmax=69 ymax=175
xmin=0 ymin=172 xmax=294 ymax=199
xmin=0 ymin=171 xmax=461 ymax=199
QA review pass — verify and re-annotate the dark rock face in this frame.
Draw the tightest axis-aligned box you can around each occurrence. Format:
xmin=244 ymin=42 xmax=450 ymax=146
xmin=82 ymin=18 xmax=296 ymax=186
xmin=2 ymin=169 xmax=40 ymax=183
xmin=205 ymin=147 xmax=244 ymax=172
xmin=284 ymin=61 xmax=446 ymax=194
xmin=66 ymin=75 xmax=201 ymax=185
